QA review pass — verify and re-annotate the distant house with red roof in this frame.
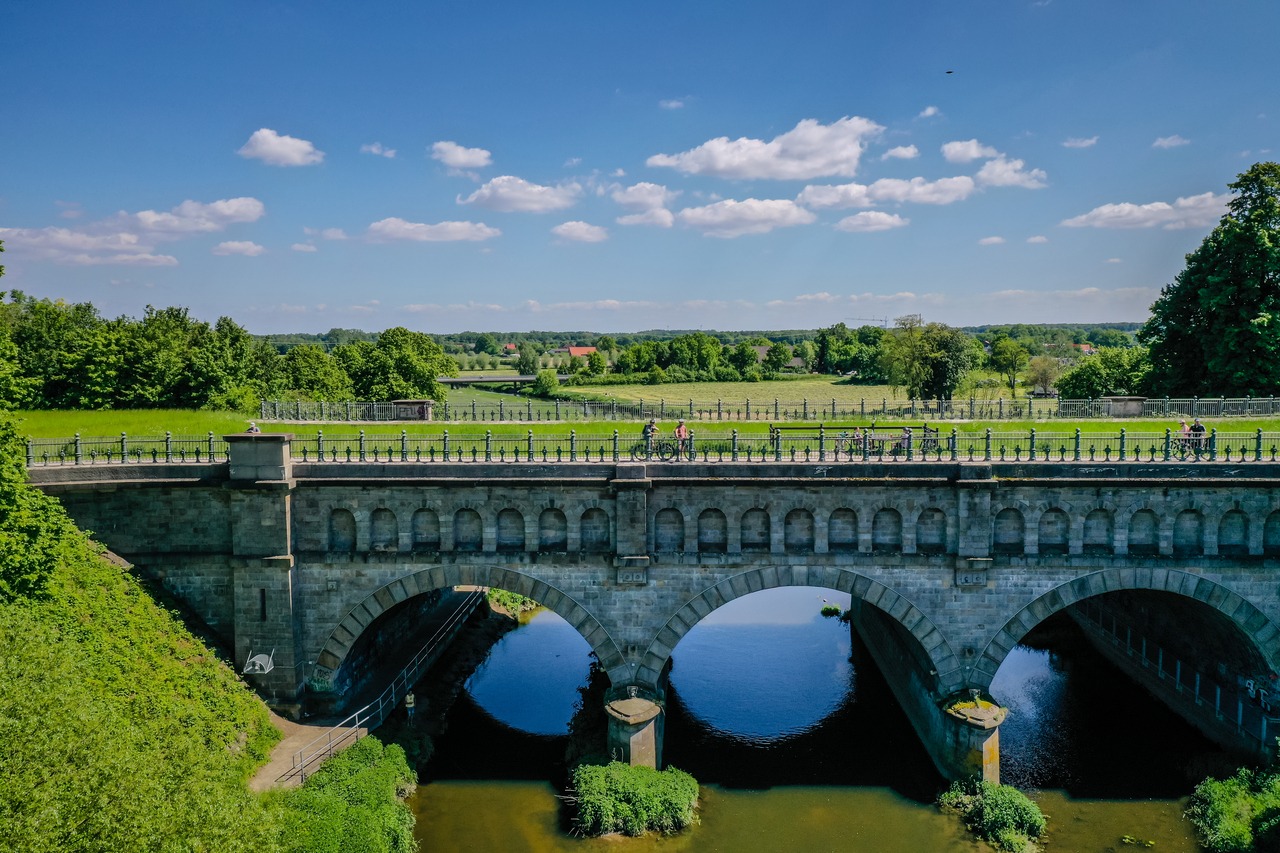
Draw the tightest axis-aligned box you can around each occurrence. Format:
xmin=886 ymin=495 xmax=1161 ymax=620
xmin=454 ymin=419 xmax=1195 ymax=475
xmin=550 ymin=345 xmax=598 ymax=359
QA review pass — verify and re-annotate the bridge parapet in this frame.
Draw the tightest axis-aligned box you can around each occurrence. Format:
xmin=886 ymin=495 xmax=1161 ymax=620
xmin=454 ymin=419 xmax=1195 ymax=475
xmin=28 ymin=452 xmax=1280 ymax=775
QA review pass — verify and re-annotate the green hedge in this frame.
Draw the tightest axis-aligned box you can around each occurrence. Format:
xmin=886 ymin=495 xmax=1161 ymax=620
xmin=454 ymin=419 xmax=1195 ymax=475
xmin=570 ymin=761 xmax=699 ymax=837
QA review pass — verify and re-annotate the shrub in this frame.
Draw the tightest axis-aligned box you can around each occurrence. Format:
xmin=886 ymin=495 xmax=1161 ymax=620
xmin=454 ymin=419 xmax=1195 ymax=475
xmin=486 ymin=588 xmax=538 ymax=614
xmin=939 ymin=777 xmax=1045 ymax=852
xmin=278 ymin=736 xmax=417 ymax=853
xmin=570 ymin=761 xmax=699 ymax=837
xmin=1186 ymin=767 xmax=1280 ymax=853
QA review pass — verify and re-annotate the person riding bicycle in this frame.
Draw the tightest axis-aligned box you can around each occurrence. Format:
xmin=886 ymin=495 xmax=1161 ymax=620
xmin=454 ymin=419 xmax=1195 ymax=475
xmin=673 ymin=419 xmax=690 ymax=459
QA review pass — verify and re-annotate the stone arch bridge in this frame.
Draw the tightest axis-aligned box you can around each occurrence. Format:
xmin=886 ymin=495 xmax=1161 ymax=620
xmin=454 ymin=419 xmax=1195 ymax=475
xmin=29 ymin=434 xmax=1280 ymax=780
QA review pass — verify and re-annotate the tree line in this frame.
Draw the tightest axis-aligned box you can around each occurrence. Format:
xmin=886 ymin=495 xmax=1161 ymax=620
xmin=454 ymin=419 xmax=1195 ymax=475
xmin=0 ymin=291 xmax=457 ymax=410
xmin=1 ymin=162 xmax=1276 ymax=410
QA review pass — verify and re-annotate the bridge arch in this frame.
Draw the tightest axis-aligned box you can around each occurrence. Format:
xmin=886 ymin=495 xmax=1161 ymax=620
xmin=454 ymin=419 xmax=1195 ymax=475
xmin=976 ymin=568 xmax=1280 ymax=691
xmin=314 ymin=565 xmax=623 ymax=687
xmin=641 ymin=566 xmax=954 ymax=695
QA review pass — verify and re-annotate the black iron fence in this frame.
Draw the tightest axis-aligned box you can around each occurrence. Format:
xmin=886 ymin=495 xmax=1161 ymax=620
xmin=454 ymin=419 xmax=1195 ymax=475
xmin=26 ymin=432 xmax=228 ymax=466
xmin=261 ymin=396 xmax=1280 ymax=424
xmin=26 ymin=427 xmax=1280 ymax=466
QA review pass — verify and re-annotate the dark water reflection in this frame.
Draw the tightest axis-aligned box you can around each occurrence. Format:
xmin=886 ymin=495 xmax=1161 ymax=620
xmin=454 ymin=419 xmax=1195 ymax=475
xmin=411 ymin=591 xmax=1214 ymax=852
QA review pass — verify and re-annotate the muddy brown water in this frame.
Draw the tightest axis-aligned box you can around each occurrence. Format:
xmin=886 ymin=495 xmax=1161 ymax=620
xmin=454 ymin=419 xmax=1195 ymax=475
xmin=404 ymin=589 xmax=1212 ymax=852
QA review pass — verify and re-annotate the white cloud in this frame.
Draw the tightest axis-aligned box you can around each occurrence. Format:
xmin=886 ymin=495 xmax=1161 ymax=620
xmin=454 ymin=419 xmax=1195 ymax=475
xmin=975 ymin=156 xmax=1047 ymax=189
xmin=1 ymin=195 xmax=265 ymax=266
xmin=796 ymin=182 xmax=873 ymax=209
xmin=617 ymin=208 xmax=675 ymax=228
xmin=431 ymin=140 xmax=493 ymax=169
xmin=798 ymin=176 xmax=976 ymax=210
xmin=978 ymin=236 xmax=1006 ymax=245
xmin=612 ymin=181 xmax=679 ymax=210
xmin=237 ymin=128 xmax=324 ymax=166
xmin=1062 ymin=136 xmax=1099 ymax=148
xmin=213 ymin=240 xmax=266 ymax=256
xmin=366 ymin=217 xmax=501 ymax=242
xmin=552 ymin=221 xmax=608 ymax=242
xmin=0 ymin=224 xmax=181 ymax=266
xmin=1106 ymin=257 xmax=1124 ymax=263
xmin=131 ymin=197 xmax=266 ymax=233
xmin=647 ymin=116 xmax=884 ymax=180
xmin=1061 ymin=191 xmax=1229 ymax=229
xmin=867 ymin=175 xmax=977 ymax=205
xmin=881 ymin=145 xmax=919 ymax=161
xmin=941 ymin=139 xmax=998 ymax=163
xmin=918 ymin=106 xmax=940 ymax=118
xmin=1027 ymin=235 xmax=1048 ymax=244
xmin=659 ymin=99 xmax=685 ymax=110
xmin=677 ymin=198 xmax=816 ymax=238
xmin=834 ymin=212 xmax=909 ymax=232
xmin=360 ymin=142 xmax=396 ymax=158
xmin=304 ymin=227 xmax=347 ymax=240
xmin=1153 ymin=134 xmax=1191 ymax=149
xmin=291 ymin=243 xmax=318 ymax=252
xmin=458 ymin=175 xmax=581 ymax=212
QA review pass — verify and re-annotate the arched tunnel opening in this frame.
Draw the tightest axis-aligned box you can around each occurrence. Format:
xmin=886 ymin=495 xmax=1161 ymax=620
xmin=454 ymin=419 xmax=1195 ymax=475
xmin=992 ymin=589 xmax=1269 ymax=797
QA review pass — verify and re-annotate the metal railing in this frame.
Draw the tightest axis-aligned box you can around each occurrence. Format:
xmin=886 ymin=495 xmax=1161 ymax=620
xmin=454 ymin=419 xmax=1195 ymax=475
xmin=27 ymin=428 xmax=1280 ymax=467
xmin=1074 ymin=598 xmax=1278 ymax=754
xmin=261 ymin=396 xmax=1280 ymax=424
xmin=284 ymin=588 xmax=485 ymax=783
xmin=261 ymin=397 xmax=1054 ymax=423
xmin=25 ymin=432 xmax=228 ymax=466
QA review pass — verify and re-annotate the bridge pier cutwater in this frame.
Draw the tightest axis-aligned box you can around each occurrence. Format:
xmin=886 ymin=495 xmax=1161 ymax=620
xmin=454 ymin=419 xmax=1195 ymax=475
xmin=30 ymin=433 xmax=1280 ymax=780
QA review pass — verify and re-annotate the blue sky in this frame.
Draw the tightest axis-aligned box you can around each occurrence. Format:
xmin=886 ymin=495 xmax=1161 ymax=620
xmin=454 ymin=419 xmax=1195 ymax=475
xmin=2 ymin=1 xmax=1276 ymax=334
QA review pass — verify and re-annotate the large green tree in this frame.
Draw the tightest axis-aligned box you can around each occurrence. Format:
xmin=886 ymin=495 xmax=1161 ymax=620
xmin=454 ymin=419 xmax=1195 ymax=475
xmin=332 ymin=326 xmax=456 ymax=401
xmin=989 ymin=337 xmax=1030 ymax=397
xmin=880 ymin=316 xmax=973 ymax=399
xmin=1140 ymin=162 xmax=1280 ymax=396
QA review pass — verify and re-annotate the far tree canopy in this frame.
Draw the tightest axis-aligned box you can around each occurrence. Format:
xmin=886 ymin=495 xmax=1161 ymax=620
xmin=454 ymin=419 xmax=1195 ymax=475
xmin=1140 ymin=162 xmax=1280 ymax=396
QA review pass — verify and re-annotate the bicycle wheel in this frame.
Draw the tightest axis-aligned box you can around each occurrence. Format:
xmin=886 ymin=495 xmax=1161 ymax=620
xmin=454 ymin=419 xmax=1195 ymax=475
xmin=657 ymin=441 xmax=676 ymax=462
xmin=629 ymin=443 xmax=647 ymax=461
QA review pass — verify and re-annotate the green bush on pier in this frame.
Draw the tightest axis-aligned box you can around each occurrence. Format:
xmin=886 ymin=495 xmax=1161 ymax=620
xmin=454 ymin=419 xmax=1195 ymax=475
xmin=1186 ymin=762 xmax=1280 ymax=853
xmin=938 ymin=777 xmax=1046 ymax=852
xmin=569 ymin=761 xmax=699 ymax=837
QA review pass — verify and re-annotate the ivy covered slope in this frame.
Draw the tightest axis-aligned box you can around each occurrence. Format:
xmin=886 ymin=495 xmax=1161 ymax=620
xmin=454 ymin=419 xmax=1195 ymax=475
xmin=0 ymin=414 xmax=283 ymax=852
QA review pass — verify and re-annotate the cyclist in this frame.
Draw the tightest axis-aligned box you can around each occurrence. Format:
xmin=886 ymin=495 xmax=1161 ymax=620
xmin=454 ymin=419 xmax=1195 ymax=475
xmin=673 ymin=419 xmax=690 ymax=460
xmin=1189 ymin=417 xmax=1207 ymax=454
xmin=642 ymin=418 xmax=658 ymax=446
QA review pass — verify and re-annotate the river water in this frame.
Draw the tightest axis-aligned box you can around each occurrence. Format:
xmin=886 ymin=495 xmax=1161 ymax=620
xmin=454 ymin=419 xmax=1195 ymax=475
xmin=408 ymin=588 xmax=1212 ymax=851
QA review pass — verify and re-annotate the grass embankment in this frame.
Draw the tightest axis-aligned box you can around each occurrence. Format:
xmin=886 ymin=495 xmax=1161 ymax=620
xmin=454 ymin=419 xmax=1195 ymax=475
xmin=0 ymin=415 xmax=419 ymax=853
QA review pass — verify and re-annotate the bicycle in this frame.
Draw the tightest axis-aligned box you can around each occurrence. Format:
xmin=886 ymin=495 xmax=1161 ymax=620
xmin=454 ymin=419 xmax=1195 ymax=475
xmin=628 ymin=439 xmax=691 ymax=462
xmin=1173 ymin=437 xmax=1205 ymax=461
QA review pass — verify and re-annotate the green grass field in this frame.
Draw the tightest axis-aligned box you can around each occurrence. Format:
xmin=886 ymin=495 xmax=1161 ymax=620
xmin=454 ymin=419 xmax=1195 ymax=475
xmin=14 ymin=407 xmax=1280 ymax=443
